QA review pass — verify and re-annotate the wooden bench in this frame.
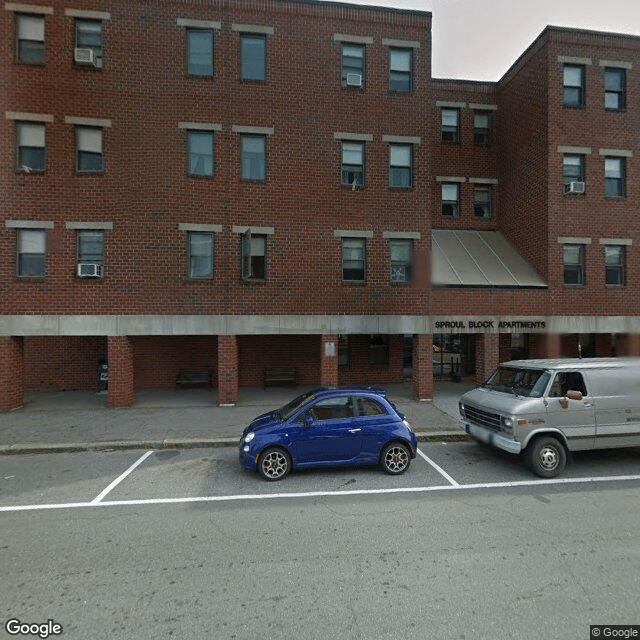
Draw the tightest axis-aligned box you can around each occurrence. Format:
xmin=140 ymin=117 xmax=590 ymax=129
xmin=176 ymin=369 xmax=213 ymax=387
xmin=264 ymin=368 xmax=297 ymax=388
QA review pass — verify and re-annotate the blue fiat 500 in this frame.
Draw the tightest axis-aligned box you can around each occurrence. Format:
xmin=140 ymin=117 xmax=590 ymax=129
xmin=239 ymin=387 xmax=417 ymax=481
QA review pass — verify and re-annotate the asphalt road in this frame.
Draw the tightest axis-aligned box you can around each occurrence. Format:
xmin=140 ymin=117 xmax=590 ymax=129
xmin=1 ymin=442 xmax=639 ymax=640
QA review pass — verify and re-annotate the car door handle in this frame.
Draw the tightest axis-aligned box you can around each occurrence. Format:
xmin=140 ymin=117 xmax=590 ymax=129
xmin=348 ymin=428 xmax=362 ymax=433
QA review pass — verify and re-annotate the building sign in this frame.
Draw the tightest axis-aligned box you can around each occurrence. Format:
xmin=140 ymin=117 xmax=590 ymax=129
xmin=432 ymin=318 xmax=547 ymax=333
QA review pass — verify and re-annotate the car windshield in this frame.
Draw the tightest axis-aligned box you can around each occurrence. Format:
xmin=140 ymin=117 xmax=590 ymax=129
xmin=484 ymin=366 xmax=550 ymax=398
xmin=276 ymin=390 xmax=318 ymax=421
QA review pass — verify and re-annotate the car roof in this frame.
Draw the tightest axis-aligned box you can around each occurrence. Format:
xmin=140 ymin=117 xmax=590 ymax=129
xmin=313 ymin=386 xmax=387 ymax=398
xmin=502 ymin=357 xmax=640 ymax=371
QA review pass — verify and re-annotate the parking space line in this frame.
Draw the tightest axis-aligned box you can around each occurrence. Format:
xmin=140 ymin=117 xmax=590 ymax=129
xmin=90 ymin=451 xmax=154 ymax=504
xmin=417 ymin=448 xmax=459 ymax=486
xmin=2 ymin=473 xmax=640 ymax=513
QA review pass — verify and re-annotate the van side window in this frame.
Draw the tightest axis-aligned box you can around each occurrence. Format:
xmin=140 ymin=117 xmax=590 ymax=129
xmin=548 ymin=372 xmax=587 ymax=397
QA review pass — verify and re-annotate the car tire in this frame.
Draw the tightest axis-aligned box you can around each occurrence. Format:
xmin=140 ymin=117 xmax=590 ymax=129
xmin=380 ymin=442 xmax=411 ymax=475
xmin=525 ymin=436 xmax=566 ymax=478
xmin=258 ymin=447 xmax=291 ymax=481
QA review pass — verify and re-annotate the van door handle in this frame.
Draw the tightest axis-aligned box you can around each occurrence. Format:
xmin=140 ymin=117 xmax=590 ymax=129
xmin=584 ymin=402 xmax=593 ymax=407
xmin=349 ymin=428 xmax=362 ymax=433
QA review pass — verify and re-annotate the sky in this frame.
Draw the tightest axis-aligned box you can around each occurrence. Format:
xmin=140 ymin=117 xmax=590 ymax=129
xmin=324 ymin=0 xmax=640 ymax=81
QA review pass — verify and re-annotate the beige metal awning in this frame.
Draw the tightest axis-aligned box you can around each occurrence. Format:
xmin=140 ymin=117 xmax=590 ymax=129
xmin=432 ymin=229 xmax=547 ymax=287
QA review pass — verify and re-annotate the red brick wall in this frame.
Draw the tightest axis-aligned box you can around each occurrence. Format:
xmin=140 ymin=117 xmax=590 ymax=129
xmin=1 ymin=0 xmax=432 ymax=318
xmin=0 ymin=336 xmax=25 ymax=410
xmin=132 ymin=336 xmax=218 ymax=389
xmin=338 ymin=334 xmax=404 ymax=386
xmin=238 ymin=335 xmax=320 ymax=387
xmin=23 ymin=336 xmax=106 ymax=390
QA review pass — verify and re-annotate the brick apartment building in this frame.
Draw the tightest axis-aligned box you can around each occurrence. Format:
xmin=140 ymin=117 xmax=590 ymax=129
xmin=2 ymin=0 xmax=640 ymax=411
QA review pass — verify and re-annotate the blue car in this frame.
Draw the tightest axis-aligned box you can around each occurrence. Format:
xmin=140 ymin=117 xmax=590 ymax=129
xmin=239 ymin=387 xmax=417 ymax=481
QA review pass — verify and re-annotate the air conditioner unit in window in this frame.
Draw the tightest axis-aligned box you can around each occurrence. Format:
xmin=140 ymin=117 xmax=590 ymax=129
xmin=74 ymin=47 xmax=95 ymax=65
xmin=346 ymin=73 xmax=363 ymax=87
xmin=564 ymin=181 xmax=585 ymax=194
xmin=77 ymin=263 xmax=103 ymax=278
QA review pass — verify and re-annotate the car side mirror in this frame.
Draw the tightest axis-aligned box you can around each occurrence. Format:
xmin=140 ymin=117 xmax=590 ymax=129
xmin=303 ymin=413 xmax=314 ymax=428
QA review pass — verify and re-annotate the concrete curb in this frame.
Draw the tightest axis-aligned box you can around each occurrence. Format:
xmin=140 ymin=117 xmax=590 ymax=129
xmin=0 ymin=430 xmax=470 ymax=455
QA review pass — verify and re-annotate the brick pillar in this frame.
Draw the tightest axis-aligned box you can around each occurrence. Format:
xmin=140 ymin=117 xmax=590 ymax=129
xmin=107 ymin=336 xmax=135 ymax=408
xmin=0 ymin=336 xmax=25 ymax=411
xmin=617 ymin=333 xmax=640 ymax=356
xmin=498 ymin=333 xmax=512 ymax=362
xmin=320 ymin=334 xmax=339 ymax=388
xmin=412 ymin=333 xmax=433 ymax=401
xmin=475 ymin=333 xmax=499 ymax=384
xmin=218 ymin=335 xmax=238 ymax=405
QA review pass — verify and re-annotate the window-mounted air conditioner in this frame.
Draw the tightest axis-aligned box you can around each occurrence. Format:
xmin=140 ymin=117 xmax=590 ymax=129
xmin=346 ymin=73 xmax=363 ymax=87
xmin=564 ymin=181 xmax=585 ymax=194
xmin=74 ymin=47 xmax=95 ymax=65
xmin=77 ymin=263 xmax=103 ymax=278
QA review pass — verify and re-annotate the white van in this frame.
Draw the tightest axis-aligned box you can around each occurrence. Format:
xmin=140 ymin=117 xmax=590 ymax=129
xmin=458 ymin=357 xmax=640 ymax=477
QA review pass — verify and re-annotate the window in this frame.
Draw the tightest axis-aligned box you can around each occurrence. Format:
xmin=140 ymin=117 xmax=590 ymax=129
xmin=389 ymin=239 xmax=412 ymax=283
xmin=342 ymin=238 xmax=365 ymax=282
xmin=241 ymin=34 xmax=265 ymax=80
xmin=17 ymin=229 xmax=46 ymax=277
xmin=356 ymin=397 xmax=386 ymax=416
xmin=341 ymin=43 xmax=364 ymax=87
xmin=604 ymin=157 xmax=625 ymax=197
xmin=75 ymin=19 xmax=103 ymax=67
xmin=75 ymin=126 xmax=103 ymax=172
xmin=549 ymin=372 xmax=587 ymax=397
xmin=16 ymin=122 xmax=45 ymax=172
xmin=338 ymin=335 xmax=350 ymax=367
xmin=474 ymin=111 xmax=492 ymax=146
xmin=309 ymin=396 xmax=354 ymax=421
xmin=187 ymin=28 xmax=213 ymax=76
xmin=16 ymin=13 xmax=45 ymax=63
xmin=441 ymin=183 xmax=459 ymax=217
xmin=563 ymin=244 xmax=585 ymax=285
xmin=389 ymin=144 xmax=412 ymax=188
xmin=441 ymin=108 xmax=459 ymax=143
xmin=604 ymin=245 xmax=625 ymax=286
xmin=240 ymin=135 xmax=266 ymax=181
xmin=604 ymin=67 xmax=625 ymax=111
xmin=188 ymin=232 xmax=213 ymax=279
xmin=187 ymin=131 xmax=214 ymax=177
xmin=77 ymin=229 xmax=104 ymax=272
xmin=563 ymin=64 xmax=585 ymax=107
xmin=474 ymin=187 xmax=491 ymax=218
xmin=389 ymin=48 xmax=412 ymax=92
xmin=368 ymin=335 xmax=389 ymax=365
xmin=563 ymin=154 xmax=585 ymax=186
xmin=341 ymin=142 xmax=364 ymax=187
xmin=241 ymin=232 xmax=266 ymax=280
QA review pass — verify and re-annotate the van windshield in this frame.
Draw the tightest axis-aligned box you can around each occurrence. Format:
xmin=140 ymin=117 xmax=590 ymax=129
xmin=484 ymin=366 xmax=550 ymax=398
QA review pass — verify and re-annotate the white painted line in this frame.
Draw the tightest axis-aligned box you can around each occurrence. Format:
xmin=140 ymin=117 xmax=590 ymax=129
xmin=1 ymin=473 xmax=639 ymax=513
xmin=417 ymin=448 xmax=459 ymax=486
xmin=91 ymin=450 xmax=154 ymax=504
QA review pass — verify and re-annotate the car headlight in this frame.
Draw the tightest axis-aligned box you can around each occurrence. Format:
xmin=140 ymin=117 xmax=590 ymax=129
xmin=244 ymin=432 xmax=255 ymax=443
xmin=402 ymin=419 xmax=414 ymax=433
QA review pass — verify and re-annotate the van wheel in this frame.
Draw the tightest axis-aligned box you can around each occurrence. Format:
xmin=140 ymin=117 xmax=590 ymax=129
xmin=525 ymin=436 xmax=566 ymax=478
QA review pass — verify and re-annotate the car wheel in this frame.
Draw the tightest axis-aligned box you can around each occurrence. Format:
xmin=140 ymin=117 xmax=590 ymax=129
xmin=258 ymin=447 xmax=291 ymax=481
xmin=380 ymin=442 xmax=411 ymax=475
xmin=525 ymin=436 xmax=566 ymax=478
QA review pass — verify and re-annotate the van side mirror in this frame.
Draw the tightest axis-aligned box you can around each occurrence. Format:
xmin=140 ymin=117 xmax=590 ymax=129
xmin=565 ymin=390 xmax=583 ymax=401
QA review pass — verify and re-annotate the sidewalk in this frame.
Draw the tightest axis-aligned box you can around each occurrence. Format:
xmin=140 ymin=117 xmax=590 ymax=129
xmin=0 ymin=381 xmax=474 ymax=455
